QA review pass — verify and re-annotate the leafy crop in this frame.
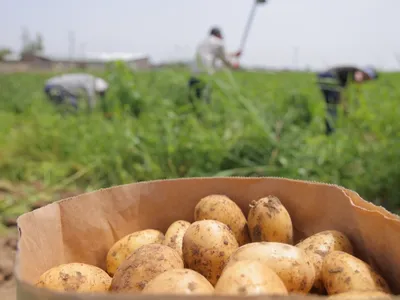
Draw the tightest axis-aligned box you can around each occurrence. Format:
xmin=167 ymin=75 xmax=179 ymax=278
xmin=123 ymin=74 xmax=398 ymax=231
xmin=0 ymin=64 xmax=399 ymax=217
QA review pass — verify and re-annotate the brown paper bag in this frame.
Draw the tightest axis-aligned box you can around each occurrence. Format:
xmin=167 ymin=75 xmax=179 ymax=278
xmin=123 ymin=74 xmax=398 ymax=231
xmin=15 ymin=177 xmax=400 ymax=299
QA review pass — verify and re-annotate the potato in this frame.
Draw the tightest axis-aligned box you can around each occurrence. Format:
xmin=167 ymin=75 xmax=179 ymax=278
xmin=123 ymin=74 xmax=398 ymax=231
xmin=36 ymin=263 xmax=111 ymax=293
xmin=214 ymin=260 xmax=288 ymax=296
xmin=328 ymin=291 xmax=392 ymax=299
xmin=322 ymin=251 xmax=391 ymax=295
xmin=227 ymin=242 xmax=315 ymax=294
xmin=142 ymin=269 xmax=214 ymax=295
xmin=296 ymin=230 xmax=354 ymax=293
xmin=106 ymin=229 xmax=164 ymax=276
xmin=110 ymin=244 xmax=183 ymax=293
xmin=247 ymin=196 xmax=293 ymax=244
xmin=182 ymin=220 xmax=239 ymax=286
xmin=194 ymin=194 xmax=250 ymax=246
xmin=163 ymin=220 xmax=191 ymax=257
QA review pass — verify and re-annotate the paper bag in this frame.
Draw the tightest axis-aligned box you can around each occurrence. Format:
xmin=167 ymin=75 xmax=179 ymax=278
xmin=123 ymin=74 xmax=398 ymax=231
xmin=15 ymin=177 xmax=400 ymax=299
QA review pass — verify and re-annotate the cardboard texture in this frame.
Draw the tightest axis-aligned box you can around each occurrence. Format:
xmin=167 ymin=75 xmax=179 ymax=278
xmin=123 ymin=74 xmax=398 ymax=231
xmin=14 ymin=177 xmax=400 ymax=299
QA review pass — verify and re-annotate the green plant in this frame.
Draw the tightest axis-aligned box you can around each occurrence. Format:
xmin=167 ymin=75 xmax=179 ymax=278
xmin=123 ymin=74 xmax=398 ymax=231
xmin=0 ymin=66 xmax=399 ymax=219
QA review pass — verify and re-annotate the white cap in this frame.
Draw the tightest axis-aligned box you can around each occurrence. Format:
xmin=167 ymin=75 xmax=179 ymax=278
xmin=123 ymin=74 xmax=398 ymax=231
xmin=361 ymin=67 xmax=377 ymax=80
xmin=94 ymin=78 xmax=109 ymax=92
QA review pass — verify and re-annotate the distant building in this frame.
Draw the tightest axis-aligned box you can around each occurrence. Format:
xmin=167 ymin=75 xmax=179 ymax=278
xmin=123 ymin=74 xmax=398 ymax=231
xmin=0 ymin=52 xmax=151 ymax=73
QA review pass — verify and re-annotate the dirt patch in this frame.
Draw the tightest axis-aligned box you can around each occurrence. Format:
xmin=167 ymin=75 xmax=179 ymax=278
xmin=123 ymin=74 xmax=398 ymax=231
xmin=1 ymin=179 xmax=84 ymax=230
xmin=0 ymin=231 xmax=18 ymax=300
xmin=0 ymin=180 xmax=84 ymax=300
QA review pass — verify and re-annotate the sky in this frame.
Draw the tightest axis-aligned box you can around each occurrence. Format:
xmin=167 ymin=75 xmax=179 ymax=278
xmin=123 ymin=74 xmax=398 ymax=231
xmin=2 ymin=0 xmax=400 ymax=70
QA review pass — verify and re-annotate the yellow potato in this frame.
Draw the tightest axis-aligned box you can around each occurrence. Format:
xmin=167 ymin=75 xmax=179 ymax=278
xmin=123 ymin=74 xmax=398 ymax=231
xmin=296 ymin=230 xmax=354 ymax=293
xmin=194 ymin=194 xmax=250 ymax=246
xmin=328 ymin=290 xmax=392 ymax=299
xmin=36 ymin=263 xmax=111 ymax=293
xmin=106 ymin=229 xmax=164 ymax=276
xmin=182 ymin=220 xmax=239 ymax=286
xmin=322 ymin=251 xmax=391 ymax=295
xmin=163 ymin=220 xmax=191 ymax=257
xmin=110 ymin=244 xmax=183 ymax=293
xmin=227 ymin=242 xmax=315 ymax=294
xmin=142 ymin=269 xmax=214 ymax=295
xmin=214 ymin=259 xmax=288 ymax=296
xmin=247 ymin=196 xmax=293 ymax=244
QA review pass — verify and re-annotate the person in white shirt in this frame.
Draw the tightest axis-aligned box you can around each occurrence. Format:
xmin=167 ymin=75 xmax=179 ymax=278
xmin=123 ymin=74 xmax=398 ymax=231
xmin=188 ymin=27 xmax=241 ymax=103
xmin=44 ymin=73 xmax=109 ymax=112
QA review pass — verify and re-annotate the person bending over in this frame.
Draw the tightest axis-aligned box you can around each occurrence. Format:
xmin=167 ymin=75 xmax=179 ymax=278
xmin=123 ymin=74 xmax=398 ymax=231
xmin=316 ymin=66 xmax=378 ymax=135
xmin=44 ymin=73 xmax=109 ymax=112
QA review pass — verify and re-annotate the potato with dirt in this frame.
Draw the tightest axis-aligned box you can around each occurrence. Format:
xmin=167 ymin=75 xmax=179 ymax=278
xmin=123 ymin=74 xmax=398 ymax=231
xmin=214 ymin=259 xmax=288 ymax=296
xmin=36 ymin=263 xmax=111 ymax=293
xmin=110 ymin=244 xmax=183 ymax=293
xmin=328 ymin=290 xmax=392 ymax=299
xmin=163 ymin=220 xmax=191 ymax=257
xmin=194 ymin=194 xmax=250 ymax=246
xmin=227 ymin=242 xmax=315 ymax=294
xmin=142 ymin=268 xmax=214 ymax=295
xmin=106 ymin=229 xmax=164 ymax=276
xmin=322 ymin=251 xmax=391 ymax=295
xmin=182 ymin=220 xmax=239 ymax=286
xmin=247 ymin=196 xmax=293 ymax=244
xmin=296 ymin=230 xmax=354 ymax=293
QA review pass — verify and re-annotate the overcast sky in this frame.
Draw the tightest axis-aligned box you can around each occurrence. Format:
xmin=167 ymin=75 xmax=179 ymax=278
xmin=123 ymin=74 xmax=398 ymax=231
xmin=2 ymin=0 xmax=400 ymax=70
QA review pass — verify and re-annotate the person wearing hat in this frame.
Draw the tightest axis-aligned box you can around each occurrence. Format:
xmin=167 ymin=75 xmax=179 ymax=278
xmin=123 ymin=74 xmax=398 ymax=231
xmin=316 ymin=66 xmax=378 ymax=135
xmin=188 ymin=26 xmax=242 ymax=103
xmin=44 ymin=73 xmax=109 ymax=112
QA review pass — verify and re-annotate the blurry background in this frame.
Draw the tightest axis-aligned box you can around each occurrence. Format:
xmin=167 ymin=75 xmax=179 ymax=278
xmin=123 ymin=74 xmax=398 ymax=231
xmin=2 ymin=0 xmax=400 ymax=70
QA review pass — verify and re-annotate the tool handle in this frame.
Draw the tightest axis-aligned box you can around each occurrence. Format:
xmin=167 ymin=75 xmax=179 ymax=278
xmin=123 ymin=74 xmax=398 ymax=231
xmin=239 ymin=1 xmax=259 ymax=54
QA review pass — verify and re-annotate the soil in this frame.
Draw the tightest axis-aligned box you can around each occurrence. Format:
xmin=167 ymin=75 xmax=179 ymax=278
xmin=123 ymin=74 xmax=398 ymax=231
xmin=0 ymin=231 xmax=18 ymax=300
xmin=0 ymin=180 xmax=84 ymax=300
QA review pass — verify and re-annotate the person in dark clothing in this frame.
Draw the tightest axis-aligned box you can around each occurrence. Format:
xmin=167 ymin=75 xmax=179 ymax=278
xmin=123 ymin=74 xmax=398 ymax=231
xmin=316 ymin=66 xmax=378 ymax=135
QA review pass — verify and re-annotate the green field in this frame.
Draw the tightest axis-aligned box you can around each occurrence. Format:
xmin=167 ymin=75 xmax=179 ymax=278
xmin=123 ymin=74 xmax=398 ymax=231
xmin=1 ymin=63 xmax=400 ymax=228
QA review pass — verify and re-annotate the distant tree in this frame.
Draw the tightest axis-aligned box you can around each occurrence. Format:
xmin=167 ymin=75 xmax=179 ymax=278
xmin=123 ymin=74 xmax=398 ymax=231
xmin=20 ymin=28 xmax=44 ymax=55
xmin=0 ymin=48 xmax=12 ymax=61
xmin=35 ymin=33 xmax=44 ymax=53
xmin=21 ymin=28 xmax=30 ymax=50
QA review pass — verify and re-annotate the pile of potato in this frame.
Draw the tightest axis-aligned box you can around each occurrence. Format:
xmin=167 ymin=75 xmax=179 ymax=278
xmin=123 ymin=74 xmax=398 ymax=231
xmin=35 ymin=194 xmax=393 ymax=299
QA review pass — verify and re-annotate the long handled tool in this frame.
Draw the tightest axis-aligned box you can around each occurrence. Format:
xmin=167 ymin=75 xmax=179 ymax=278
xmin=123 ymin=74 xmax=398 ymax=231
xmin=239 ymin=0 xmax=268 ymax=55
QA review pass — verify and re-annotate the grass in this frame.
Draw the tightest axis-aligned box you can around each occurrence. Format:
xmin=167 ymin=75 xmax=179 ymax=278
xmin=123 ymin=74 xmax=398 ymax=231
xmin=1 ymin=62 xmax=400 ymax=229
